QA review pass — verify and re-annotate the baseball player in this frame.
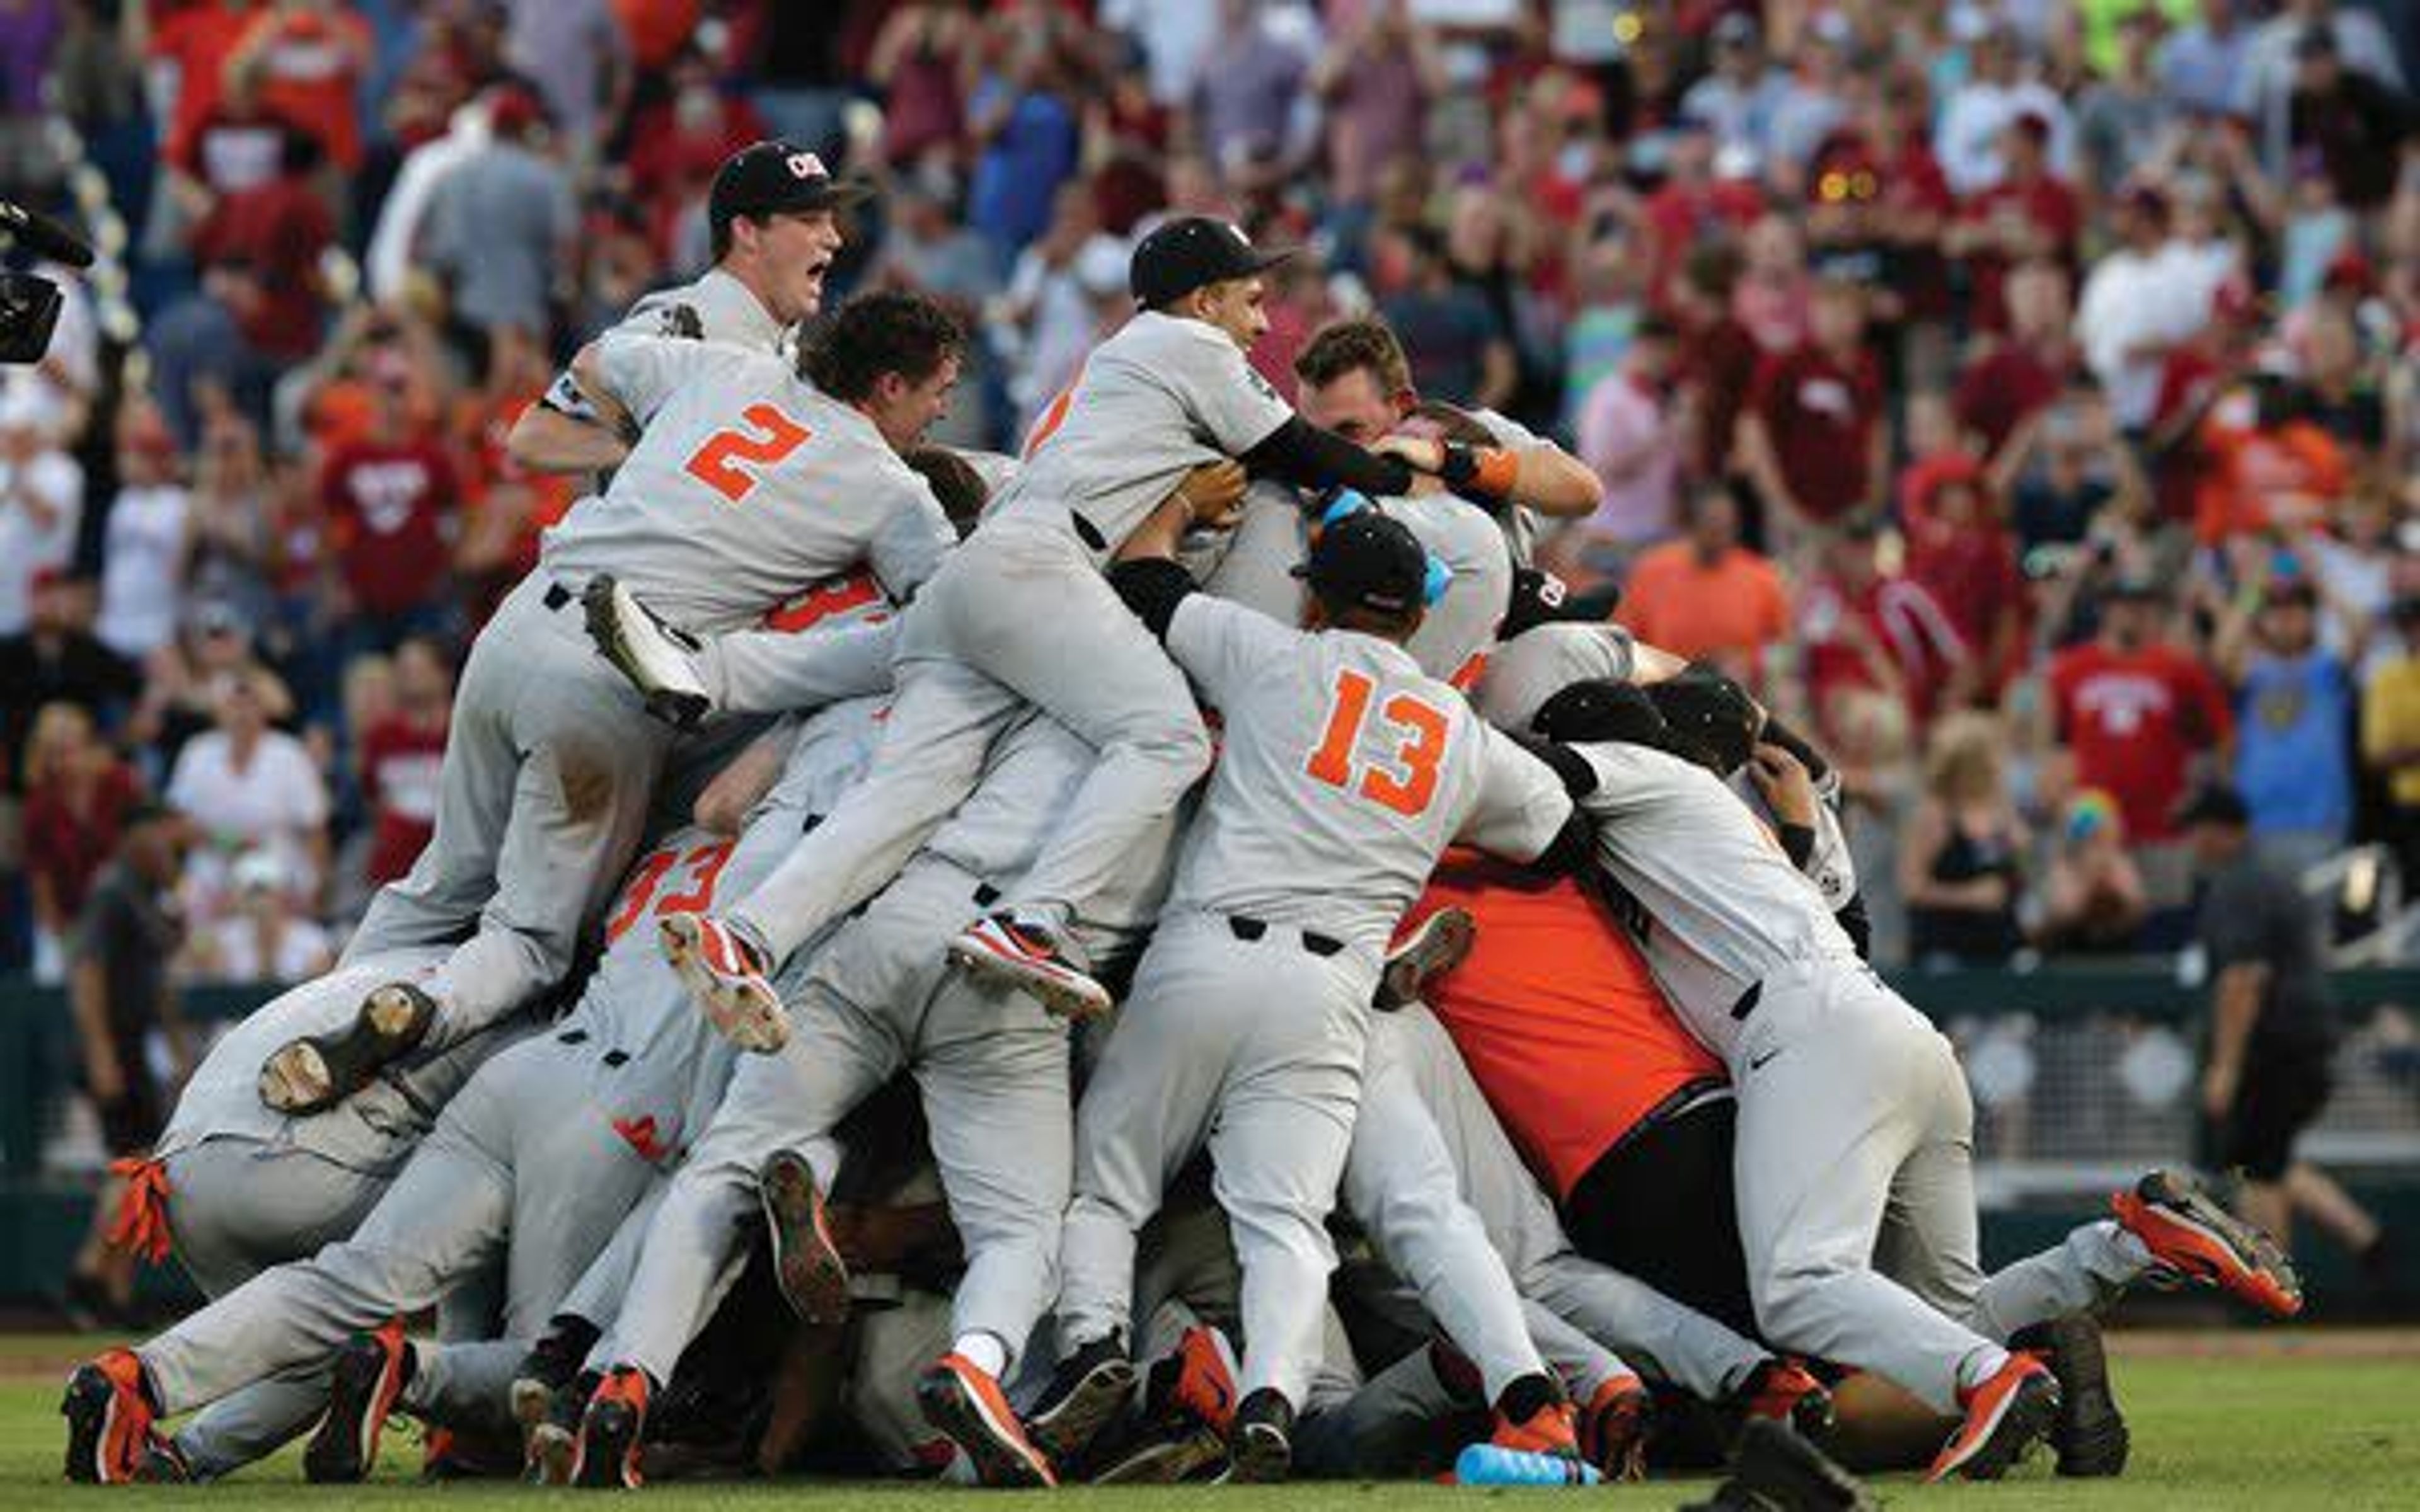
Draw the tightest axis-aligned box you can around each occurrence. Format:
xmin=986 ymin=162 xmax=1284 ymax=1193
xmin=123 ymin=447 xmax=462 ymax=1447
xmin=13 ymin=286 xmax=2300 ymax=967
xmin=60 ymin=701 xmax=894 ymax=1486
xmin=666 ymin=214 xmax=1454 ymax=1041
xmin=1289 ymin=316 xmax=1603 ymax=568
xmin=298 ymin=294 xmax=960 ymax=1111
xmin=89 ymin=952 xmax=519 ymax=1480
xmin=510 ymin=141 xmax=867 ymax=479
xmin=1516 ymin=680 xmax=2305 ymax=1482
xmin=566 ymin=706 xmax=1175 ymax=1490
xmin=1022 ymin=508 xmax=1577 ymax=1484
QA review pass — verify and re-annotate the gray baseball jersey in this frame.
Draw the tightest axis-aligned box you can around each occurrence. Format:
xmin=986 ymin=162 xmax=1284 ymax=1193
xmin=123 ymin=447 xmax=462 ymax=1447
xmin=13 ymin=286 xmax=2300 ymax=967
xmin=1161 ymin=595 xmax=1571 ymax=953
xmin=1472 ymin=407 xmax=1552 ymax=568
xmin=614 ymin=268 xmax=789 ymax=353
xmin=989 ymin=309 xmax=1295 ymax=561
xmin=1473 ymin=621 xmax=1639 ymax=735
xmin=543 ymin=336 xmax=954 ymax=634
xmin=1569 ymin=741 xmax=1858 ymax=1067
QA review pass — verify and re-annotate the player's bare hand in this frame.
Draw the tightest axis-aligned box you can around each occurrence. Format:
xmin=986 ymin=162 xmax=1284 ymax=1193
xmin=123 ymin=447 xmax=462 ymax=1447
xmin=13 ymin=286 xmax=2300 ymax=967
xmin=1748 ymin=743 xmax=1819 ymax=828
xmin=1175 ymin=459 xmax=1249 ymax=530
xmin=1372 ymin=434 xmax=1444 ymax=473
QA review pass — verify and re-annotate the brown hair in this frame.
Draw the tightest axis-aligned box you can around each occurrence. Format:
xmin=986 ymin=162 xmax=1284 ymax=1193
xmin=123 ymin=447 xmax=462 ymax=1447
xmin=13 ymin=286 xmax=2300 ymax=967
xmin=1294 ymin=317 xmax=1413 ymax=396
xmin=1407 ymin=398 xmax=1495 ymax=447
xmin=903 ymin=447 xmax=991 ymax=537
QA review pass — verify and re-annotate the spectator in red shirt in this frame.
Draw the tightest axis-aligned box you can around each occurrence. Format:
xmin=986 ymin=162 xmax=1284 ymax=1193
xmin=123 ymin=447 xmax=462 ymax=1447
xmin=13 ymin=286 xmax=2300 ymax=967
xmin=20 ymin=702 xmax=142 ymax=984
xmin=357 ymin=636 xmax=451 ymax=885
xmin=1801 ymin=520 xmax=1971 ymax=735
xmin=625 ymin=46 xmax=770 ymax=250
xmin=2046 ymin=576 xmax=2235 ymax=858
xmin=1945 ymin=112 xmax=2082 ymax=334
xmin=1642 ymin=119 xmax=1764 ymax=308
xmin=226 ymin=0 xmax=376 ymax=172
xmin=318 ymin=352 xmax=460 ymax=651
xmin=1904 ymin=458 xmax=2027 ymax=701
xmin=1669 ymin=240 xmax=1759 ymax=485
xmin=1738 ymin=272 xmax=1887 ymax=554
xmin=1952 ymin=257 xmax=2075 ymax=461
xmin=189 ymin=127 xmax=333 ymax=361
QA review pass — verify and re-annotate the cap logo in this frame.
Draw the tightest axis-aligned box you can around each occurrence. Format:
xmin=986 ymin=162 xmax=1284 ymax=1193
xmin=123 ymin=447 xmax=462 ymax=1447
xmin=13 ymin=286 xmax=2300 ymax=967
xmin=787 ymin=151 xmax=828 ymax=180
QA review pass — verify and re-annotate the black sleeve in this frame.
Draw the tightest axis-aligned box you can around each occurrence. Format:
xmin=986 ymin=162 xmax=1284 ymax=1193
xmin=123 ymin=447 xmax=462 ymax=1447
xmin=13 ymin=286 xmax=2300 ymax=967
xmin=1104 ymin=558 xmax=1196 ymax=642
xmin=1238 ymin=416 xmax=1419 ymax=498
xmin=1757 ymin=711 xmax=1834 ymax=784
xmin=1835 ymin=892 xmax=1874 ymax=960
xmin=1778 ymin=822 xmax=1817 ymax=869
xmin=1513 ymin=734 xmax=1599 ymax=799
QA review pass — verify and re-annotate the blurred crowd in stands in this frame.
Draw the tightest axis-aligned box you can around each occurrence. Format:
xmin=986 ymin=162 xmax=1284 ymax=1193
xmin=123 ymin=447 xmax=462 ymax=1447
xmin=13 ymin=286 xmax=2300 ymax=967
xmin=2 ymin=0 xmax=2418 ymax=990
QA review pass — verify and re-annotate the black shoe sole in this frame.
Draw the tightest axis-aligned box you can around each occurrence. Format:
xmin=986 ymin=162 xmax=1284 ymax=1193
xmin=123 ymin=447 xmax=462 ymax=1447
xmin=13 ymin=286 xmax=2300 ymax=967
xmin=917 ymin=1368 xmax=1052 ymax=1487
xmin=1026 ymin=1354 xmax=1137 ymax=1464
xmin=1693 ymin=1419 xmax=1875 ymax=1511
xmin=2046 ymin=1315 xmax=2129 ymax=1478
xmin=263 ymin=987 xmax=434 ymax=1114
xmin=761 ymin=1151 xmax=850 ymax=1326
xmin=571 ymin=1402 xmax=639 ymax=1490
xmin=1950 ymin=1375 xmax=2062 ymax=1482
xmin=1226 ymin=1420 xmax=1291 ymax=1484
xmin=60 ymin=1365 xmax=116 ymax=1484
xmin=302 ymin=1335 xmax=401 ymax=1483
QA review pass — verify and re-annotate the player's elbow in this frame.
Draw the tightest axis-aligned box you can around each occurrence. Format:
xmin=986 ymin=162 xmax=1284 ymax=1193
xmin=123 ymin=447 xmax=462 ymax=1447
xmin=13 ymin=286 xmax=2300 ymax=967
xmin=1535 ymin=450 xmax=1605 ymax=516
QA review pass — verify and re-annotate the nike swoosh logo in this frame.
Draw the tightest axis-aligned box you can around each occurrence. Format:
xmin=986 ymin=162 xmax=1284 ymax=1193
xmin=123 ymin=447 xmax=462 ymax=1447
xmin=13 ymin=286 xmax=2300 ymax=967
xmin=1749 ymin=1048 xmax=1782 ymax=1072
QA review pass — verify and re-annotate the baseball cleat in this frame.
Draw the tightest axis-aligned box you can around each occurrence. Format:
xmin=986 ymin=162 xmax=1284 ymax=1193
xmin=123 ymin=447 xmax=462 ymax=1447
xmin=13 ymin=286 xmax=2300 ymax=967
xmin=1734 ymin=1356 xmax=1835 ymax=1439
xmin=1378 ymin=906 xmax=1475 ymax=1010
xmin=516 ymin=1366 xmax=596 ymax=1488
xmin=569 ymin=1366 xmax=650 ymax=1490
xmin=1026 ymin=1334 xmax=1138 ymax=1465
xmin=1682 ymin=1418 xmax=1874 ymax=1511
xmin=761 ymin=1149 xmax=850 ymax=1325
xmin=1222 ymin=1388 xmax=1295 ymax=1484
xmin=1159 ymin=1325 xmax=1238 ymax=1436
xmin=584 ymin=574 xmax=712 ymax=729
xmin=260 ymin=983 xmax=437 ymax=1114
xmin=2113 ymin=1169 xmax=2303 ymax=1317
xmin=304 ymin=1318 xmax=414 ymax=1483
xmin=917 ymin=1352 xmax=1057 ymax=1488
xmin=948 ymin=914 xmax=1113 ymax=1022
xmin=61 ymin=1348 xmax=156 ymax=1485
xmin=1928 ymin=1353 xmax=2060 ymax=1482
xmin=1579 ymin=1376 xmax=1652 ymax=1481
xmin=1092 ymin=1421 xmax=1228 ymax=1484
xmin=1489 ymin=1375 xmax=1582 ymax=1462
xmin=130 ymin=1438 xmax=191 ymax=1483
xmin=660 ymin=913 xmax=789 ymax=1052
xmin=2037 ymin=1314 xmax=2129 ymax=1478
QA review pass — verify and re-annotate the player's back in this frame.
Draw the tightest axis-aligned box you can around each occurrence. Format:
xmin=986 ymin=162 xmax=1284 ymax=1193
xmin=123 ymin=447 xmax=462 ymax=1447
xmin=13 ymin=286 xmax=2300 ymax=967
xmin=989 ymin=311 xmax=1292 ymax=559
xmin=1167 ymin=604 xmax=1565 ymax=954
xmin=543 ymin=340 xmax=952 ymax=634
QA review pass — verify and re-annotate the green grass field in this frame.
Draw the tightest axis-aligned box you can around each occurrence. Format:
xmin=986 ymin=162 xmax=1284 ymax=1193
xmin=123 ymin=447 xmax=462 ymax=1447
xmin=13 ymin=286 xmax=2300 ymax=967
xmin=2 ymin=1333 xmax=2416 ymax=1511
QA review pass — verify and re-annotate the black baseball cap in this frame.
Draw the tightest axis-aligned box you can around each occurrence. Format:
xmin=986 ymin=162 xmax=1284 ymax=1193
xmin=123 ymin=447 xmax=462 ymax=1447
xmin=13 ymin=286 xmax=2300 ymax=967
xmin=2174 ymin=783 xmax=2250 ymax=829
xmin=1130 ymin=215 xmax=1295 ymax=308
xmin=709 ymin=141 xmax=871 ymax=232
xmin=1293 ymin=510 xmax=1429 ymax=616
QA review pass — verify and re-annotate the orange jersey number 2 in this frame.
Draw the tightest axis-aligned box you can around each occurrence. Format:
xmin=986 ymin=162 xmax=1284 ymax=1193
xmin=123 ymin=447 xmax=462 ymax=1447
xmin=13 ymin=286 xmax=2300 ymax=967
xmin=1305 ymin=668 xmax=1449 ymax=816
xmin=685 ymin=404 xmax=812 ymax=503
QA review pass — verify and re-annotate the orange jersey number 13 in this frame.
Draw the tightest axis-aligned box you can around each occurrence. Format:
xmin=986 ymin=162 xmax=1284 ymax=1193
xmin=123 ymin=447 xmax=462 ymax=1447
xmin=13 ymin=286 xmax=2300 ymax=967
xmin=1306 ymin=668 xmax=1449 ymax=816
xmin=685 ymin=404 xmax=812 ymax=503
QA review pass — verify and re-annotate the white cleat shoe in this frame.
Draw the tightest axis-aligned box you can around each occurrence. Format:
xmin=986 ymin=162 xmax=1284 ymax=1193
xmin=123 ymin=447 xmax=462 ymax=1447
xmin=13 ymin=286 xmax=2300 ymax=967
xmin=583 ymin=574 xmax=712 ymax=728
xmin=948 ymin=914 xmax=1113 ymax=1021
xmin=659 ymin=913 xmax=790 ymax=1052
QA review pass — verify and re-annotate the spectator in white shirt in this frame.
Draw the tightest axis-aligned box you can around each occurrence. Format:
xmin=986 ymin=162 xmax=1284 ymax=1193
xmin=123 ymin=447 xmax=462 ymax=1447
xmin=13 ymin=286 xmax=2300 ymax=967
xmin=0 ymin=384 xmax=84 ymax=638
xmin=165 ymin=668 xmax=329 ymax=917
xmin=1935 ymin=23 xmax=2076 ymax=195
xmin=2077 ymin=185 xmax=2218 ymax=433
xmin=184 ymin=846 xmax=335 ymax=985
xmin=96 ymin=403 xmax=194 ymax=662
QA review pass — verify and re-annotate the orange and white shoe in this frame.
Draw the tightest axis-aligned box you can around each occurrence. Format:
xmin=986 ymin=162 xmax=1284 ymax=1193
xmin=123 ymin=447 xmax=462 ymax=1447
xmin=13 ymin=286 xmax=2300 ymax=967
xmin=570 ymin=1366 xmax=650 ymax=1490
xmin=760 ymin=1149 xmax=850 ymax=1325
xmin=2113 ymin=1169 xmax=2303 ymax=1317
xmin=1579 ymin=1377 xmax=1652 ymax=1481
xmin=1734 ymin=1357 xmax=1835 ymax=1438
xmin=1164 ymin=1326 xmax=1238 ymax=1436
xmin=948 ymin=914 xmax=1113 ymax=1021
xmin=1489 ymin=1375 xmax=1581 ymax=1461
xmin=303 ymin=1318 xmax=413 ymax=1483
xmin=660 ymin=913 xmax=789 ymax=1052
xmin=917 ymin=1351 xmax=1057 ymax=1487
xmin=1928 ymin=1354 xmax=2060 ymax=1482
xmin=61 ymin=1348 xmax=158 ymax=1484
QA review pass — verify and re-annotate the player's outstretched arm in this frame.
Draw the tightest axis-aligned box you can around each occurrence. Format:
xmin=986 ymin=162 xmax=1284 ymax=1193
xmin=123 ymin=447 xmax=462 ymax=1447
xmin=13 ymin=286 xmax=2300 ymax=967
xmin=509 ymin=343 xmax=638 ymax=475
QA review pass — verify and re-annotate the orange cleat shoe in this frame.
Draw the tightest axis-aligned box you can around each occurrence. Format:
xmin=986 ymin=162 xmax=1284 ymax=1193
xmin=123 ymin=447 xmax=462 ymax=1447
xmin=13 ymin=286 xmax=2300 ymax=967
xmin=61 ymin=1348 xmax=158 ymax=1485
xmin=917 ymin=1351 xmax=1057 ymax=1487
xmin=1928 ymin=1354 xmax=2060 ymax=1482
xmin=2113 ymin=1169 xmax=2303 ymax=1317
xmin=570 ymin=1366 xmax=651 ymax=1490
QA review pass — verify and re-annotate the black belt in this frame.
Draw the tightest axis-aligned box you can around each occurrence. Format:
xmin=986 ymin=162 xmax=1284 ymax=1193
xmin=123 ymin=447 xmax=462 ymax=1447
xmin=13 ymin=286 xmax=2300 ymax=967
xmin=1070 ymin=510 xmax=1107 ymax=553
xmin=973 ymin=882 xmax=1001 ymax=908
xmin=1731 ymin=980 xmax=1761 ymax=1021
xmin=542 ymin=579 xmax=575 ymax=612
xmin=1227 ymin=914 xmax=1344 ymax=958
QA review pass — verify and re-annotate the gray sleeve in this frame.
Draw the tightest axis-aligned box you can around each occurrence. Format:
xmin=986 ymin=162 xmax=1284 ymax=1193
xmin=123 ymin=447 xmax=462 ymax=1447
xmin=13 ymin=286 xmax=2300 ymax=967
xmin=1183 ymin=338 xmax=1297 ymax=456
xmin=1166 ymin=592 xmax=1300 ymax=704
xmin=867 ymin=476 xmax=959 ymax=601
xmin=698 ymin=621 xmax=898 ymax=715
xmin=1472 ymin=407 xmax=1548 ymax=450
xmin=594 ymin=334 xmax=721 ymax=426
